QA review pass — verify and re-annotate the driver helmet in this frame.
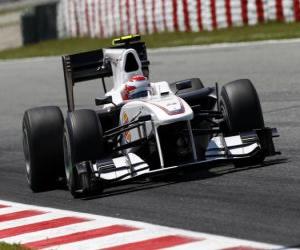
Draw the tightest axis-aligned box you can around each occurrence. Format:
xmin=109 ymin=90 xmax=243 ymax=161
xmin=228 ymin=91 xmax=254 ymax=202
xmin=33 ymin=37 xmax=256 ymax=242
xmin=121 ymin=75 xmax=151 ymax=100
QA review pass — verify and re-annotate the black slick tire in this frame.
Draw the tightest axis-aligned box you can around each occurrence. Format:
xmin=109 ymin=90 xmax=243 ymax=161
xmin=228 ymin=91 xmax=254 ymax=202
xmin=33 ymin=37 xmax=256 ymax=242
xmin=63 ymin=109 xmax=105 ymax=198
xmin=220 ymin=79 xmax=265 ymax=166
xmin=22 ymin=106 xmax=64 ymax=192
xmin=220 ymin=79 xmax=264 ymax=134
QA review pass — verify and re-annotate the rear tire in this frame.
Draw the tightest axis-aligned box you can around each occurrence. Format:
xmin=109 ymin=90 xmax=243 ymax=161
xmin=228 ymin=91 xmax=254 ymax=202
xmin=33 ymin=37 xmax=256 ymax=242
xmin=220 ymin=79 xmax=265 ymax=166
xmin=22 ymin=106 xmax=64 ymax=192
xmin=64 ymin=109 xmax=105 ymax=197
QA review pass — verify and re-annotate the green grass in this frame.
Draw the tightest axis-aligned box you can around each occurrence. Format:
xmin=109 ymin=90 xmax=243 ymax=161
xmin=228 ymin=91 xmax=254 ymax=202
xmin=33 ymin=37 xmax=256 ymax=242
xmin=0 ymin=6 xmax=25 ymax=15
xmin=0 ymin=21 xmax=300 ymax=59
xmin=0 ymin=243 xmax=32 ymax=250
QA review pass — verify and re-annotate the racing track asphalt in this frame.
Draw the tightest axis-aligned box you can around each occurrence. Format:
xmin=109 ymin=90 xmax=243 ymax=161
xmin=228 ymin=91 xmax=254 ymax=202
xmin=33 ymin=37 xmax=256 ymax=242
xmin=0 ymin=40 xmax=299 ymax=247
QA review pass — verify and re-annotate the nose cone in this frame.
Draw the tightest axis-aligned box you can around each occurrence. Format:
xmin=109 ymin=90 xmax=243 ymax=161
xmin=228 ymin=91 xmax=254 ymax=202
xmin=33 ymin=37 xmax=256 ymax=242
xmin=148 ymin=97 xmax=194 ymax=125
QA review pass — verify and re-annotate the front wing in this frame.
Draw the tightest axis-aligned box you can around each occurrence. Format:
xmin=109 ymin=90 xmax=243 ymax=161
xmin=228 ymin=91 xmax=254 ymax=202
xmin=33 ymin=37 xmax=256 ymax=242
xmin=79 ymin=128 xmax=279 ymax=187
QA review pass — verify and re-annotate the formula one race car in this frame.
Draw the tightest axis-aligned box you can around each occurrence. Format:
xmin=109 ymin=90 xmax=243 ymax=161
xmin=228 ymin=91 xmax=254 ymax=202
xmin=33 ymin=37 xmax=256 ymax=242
xmin=22 ymin=35 xmax=279 ymax=198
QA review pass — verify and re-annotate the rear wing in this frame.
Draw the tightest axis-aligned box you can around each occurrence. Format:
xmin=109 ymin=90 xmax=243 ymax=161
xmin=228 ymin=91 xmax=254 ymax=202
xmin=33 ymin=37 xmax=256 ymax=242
xmin=62 ymin=35 xmax=150 ymax=112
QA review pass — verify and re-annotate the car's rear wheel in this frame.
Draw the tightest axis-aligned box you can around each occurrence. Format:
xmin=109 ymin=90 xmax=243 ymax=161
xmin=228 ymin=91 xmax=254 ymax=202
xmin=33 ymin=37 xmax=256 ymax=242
xmin=220 ymin=79 xmax=265 ymax=166
xmin=22 ymin=106 xmax=64 ymax=192
xmin=64 ymin=109 xmax=106 ymax=198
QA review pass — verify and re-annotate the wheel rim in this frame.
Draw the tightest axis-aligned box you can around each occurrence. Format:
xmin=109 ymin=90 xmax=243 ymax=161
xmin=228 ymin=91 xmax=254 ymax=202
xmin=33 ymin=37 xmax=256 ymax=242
xmin=23 ymin=127 xmax=32 ymax=185
xmin=220 ymin=101 xmax=231 ymax=133
xmin=63 ymin=129 xmax=79 ymax=195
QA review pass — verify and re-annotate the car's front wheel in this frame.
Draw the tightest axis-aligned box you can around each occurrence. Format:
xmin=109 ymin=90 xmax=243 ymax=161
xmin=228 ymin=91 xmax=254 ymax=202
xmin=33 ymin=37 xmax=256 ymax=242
xmin=220 ymin=79 xmax=265 ymax=166
xmin=64 ymin=109 xmax=106 ymax=197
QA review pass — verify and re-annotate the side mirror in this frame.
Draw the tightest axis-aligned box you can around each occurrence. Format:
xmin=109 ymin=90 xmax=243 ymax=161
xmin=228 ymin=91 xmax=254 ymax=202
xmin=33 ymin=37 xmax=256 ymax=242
xmin=95 ymin=96 xmax=113 ymax=106
xmin=175 ymin=79 xmax=192 ymax=91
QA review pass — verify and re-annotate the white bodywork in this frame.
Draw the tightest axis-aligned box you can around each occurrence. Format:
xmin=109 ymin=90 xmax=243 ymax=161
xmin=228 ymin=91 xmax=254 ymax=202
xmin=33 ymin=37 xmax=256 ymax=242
xmin=102 ymin=48 xmax=193 ymax=143
xmin=95 ymin=48 xmax=262 ymax=180
xmin=205 ymin=135 xmax=259 ymax=158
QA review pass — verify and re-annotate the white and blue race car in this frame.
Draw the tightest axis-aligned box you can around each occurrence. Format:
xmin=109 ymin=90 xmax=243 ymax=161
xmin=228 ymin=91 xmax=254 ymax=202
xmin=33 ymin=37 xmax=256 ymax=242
xmin=22 ymin=35 xmax=279 ymax=198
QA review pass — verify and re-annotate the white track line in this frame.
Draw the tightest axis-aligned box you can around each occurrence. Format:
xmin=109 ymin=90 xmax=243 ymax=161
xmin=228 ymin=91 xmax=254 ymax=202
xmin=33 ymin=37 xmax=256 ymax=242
xmin=42 ymin=230 xmax=174 ymax=250
xmin=1 ymin=220 xmax=115 ymax=244
xmin=0 ymin=212 xmax=64 ymax=230
xmin=0 ymin=206 xmax=26 ymax=215
xmin=0 ymin=199 xmax=294 ymax=250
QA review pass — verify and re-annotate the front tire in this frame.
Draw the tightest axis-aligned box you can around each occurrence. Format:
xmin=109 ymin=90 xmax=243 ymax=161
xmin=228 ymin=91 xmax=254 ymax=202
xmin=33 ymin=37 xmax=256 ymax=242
xmin=220 ymin=79 xmax=265 ymax=166
xmin=64 ymin=109 xmax=105 ymax=197
xmin=22 ymin=106 xmax=64 ymax=192
xmin=220 ymin=79 xmax=264 ymax=134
